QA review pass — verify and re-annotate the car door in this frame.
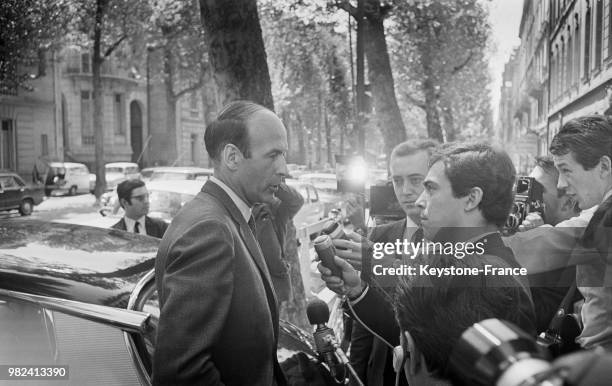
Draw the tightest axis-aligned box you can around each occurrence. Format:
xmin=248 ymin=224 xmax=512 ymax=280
xmin=0 ymin=176 xmax=21 ymax=208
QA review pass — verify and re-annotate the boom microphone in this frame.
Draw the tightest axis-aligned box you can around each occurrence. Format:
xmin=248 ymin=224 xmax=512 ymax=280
xmin=306 ymin=299 xmax=364 ymax=386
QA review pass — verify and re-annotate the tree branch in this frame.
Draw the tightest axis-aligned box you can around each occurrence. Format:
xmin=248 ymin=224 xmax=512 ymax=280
xmin=334 ymin=0 xmax=358 ymax=18
xmin=405 ymin=93 xmax=426 ymax=110
xmin=173 ymin=78 xmax=205 ymax=100
xmin=103 ymin=34 xmax=127 ymax=58
xmin=451 ymin=52 xmax=473 ymax=75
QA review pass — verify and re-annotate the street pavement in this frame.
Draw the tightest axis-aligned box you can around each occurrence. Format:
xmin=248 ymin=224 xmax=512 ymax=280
xmin=1 ymin=193 xmax=116 ymax=229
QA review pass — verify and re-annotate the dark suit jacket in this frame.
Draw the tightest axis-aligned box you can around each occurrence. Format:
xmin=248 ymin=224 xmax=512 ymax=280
xmin=153 ymin=181 xmax=285 ymax=385
xmin=349 ymin=231 xmax=537 ymax=350
xmin=111 ymin=216 xmax=168 ymax=239
xmin=351 ymin=219 xmax=409 ymax=386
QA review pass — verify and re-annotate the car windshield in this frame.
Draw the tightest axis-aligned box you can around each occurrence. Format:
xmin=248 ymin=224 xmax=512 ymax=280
xmin=150 ymin=172 xmax=191 ymax=181
xmin=149 ymin=190 xmax=195 ymax=218
xmin=105 ymin=167 xmax=123 ymax=173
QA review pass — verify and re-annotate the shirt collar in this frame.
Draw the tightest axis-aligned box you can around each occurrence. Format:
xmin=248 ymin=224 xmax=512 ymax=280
xmin=210 ymin=176 xmax=252 ymax=222
xmin=124 ymin=216 xmax=145 ymax=233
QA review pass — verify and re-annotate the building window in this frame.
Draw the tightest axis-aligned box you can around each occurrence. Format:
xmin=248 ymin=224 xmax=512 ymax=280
xmin=608 ymin=0 xmax=612 ymax=58
xmin=114 ymin=93 xmax=125 ymax=134
xmin=595 ymin=0 xmax=603 ymax=70
xmin=190 ymin=134 xmax=197 ymax=164
xmin=585 ymin=2 xmax=592 ymax=79
xmin=41 ymin=134 xmax=48 ymax=156
xmin=567 ymin=30 xmax=573 ymax=89
xmin=81 ymin=52 xmax=91 ymax=73
xmin=561 ymin=37 xmax=566 ymax=94
xmin=575 ymin=16 xmax=581 ymax=85
xmin=81 ymin=91 xmax=94 ymax=145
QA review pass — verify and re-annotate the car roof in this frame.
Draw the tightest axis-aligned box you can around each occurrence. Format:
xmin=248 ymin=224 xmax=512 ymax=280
xmin=146 ymin=180 xmax=204 ymax=195
xmin=48 ymin=162 xmax=87 ymax=168
xmin=0 ymin=219 xmax=158 ymax=307
xmin=298 ymin=173 xmax=337 ymax=180
xmin=150 ymin=167 xmax=213 ymax=174
xmin=105 ymin=162 xmax=139 ymax=168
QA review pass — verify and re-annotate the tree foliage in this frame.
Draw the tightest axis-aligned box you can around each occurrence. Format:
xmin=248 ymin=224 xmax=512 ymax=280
xmin=260 ymin=0 xmax=353 ymax=166
xmin=389 ymin=0 xmax=492 ymax=141
xmin=0 ymin=0 xmax=70 ymax=92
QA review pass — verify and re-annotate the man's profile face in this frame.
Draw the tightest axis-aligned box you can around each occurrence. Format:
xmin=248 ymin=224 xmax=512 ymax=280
xmin=237 ymin=110 xmax=288 ymax=206
xmin=123 ymin=186 xmax=149 ymax=220
xmin=389 ymin=151 xmax=429 ymax=223
xmin=416 ymin=161 xmax=467 ymax=240
xmin=553 ymin=152 xmax=605 ymax=209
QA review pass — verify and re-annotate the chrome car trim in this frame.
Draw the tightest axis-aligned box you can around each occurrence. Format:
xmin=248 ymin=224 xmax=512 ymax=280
xmin=0 ymin=289 xmax=150 ymax=333
xmin=123 ymin=332 xmax=151 ymax=385
xmin=42 ymin=309 xmax=60 ymax=361
xmin=128 ymin=269 xmax=155 ymax=310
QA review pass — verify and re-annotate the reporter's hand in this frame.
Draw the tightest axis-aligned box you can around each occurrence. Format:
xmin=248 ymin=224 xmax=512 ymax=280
xmin=317 ymin=256 xmax=363 ymax=299
xmin=332 ymin=231 xmax=371 ymax=267
xmin=518 ymin=212 xmax=545 ymax=231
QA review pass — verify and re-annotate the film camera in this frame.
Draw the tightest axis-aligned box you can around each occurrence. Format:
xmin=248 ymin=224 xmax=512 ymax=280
xmin=450 ymin=318 xmax=612 ymax=386
xmin=504 ymin=176 xmax=544 ymax=234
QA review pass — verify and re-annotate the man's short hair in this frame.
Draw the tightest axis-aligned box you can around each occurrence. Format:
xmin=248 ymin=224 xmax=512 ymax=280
xmin=117 ymin=179 xmax=145 ymax=207
xmin=429 ymin=142 xmax=516 ymax=227
xmin=204 ymin=100 xmax=270 ymax=161
xmin=390 ymin=139 xmax=439 ymax=161
xmin=549 ymin=115 xmax=612 ymax=169
xmin=393 ymin=254 xmax=535 ymax=382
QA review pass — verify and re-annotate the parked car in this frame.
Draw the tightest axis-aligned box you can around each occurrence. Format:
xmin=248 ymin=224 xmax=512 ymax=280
xmin=44 ymin=162 xmax=91 ymax=196
xmin=0 ymin=219 xmax=333 ymax=385
xmin=100 ymin=180 xmax=205 ymax=223
xmin=285 ymin=179 xmax=330 ymax=229
xmin=148 ymin=166 xmax=213 ymax=182
xmin=0 ymin=170 xmax=44 ymax=215
xmin=99 ymin=162 xmax=141 ymax=191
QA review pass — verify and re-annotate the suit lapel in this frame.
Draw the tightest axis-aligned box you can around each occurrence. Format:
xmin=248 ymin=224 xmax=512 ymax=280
xmin=202 ymin=181 xmax=279 ymax=317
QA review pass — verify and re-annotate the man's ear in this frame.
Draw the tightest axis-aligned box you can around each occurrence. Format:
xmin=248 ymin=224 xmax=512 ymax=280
xmin=464 ymin=187 xmax=483 ymax=212
xmin=222 ymin=144 xmax=243 ymax=171
xmin=119 ymin=198 xmax=127 ymax=209
xmin=599 ymin=155 xmax=612 ymax=178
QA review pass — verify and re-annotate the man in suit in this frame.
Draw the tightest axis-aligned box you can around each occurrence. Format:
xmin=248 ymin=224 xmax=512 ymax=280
xmin=349 ymin=139 xmax=437 ymax=386
xmin=110 ymin=179 xmax=168 ymax=238
xmin=153 ymin=101 xmax=288 ymax=385
xmin=319 ymin=142 xmax=536 ymax=382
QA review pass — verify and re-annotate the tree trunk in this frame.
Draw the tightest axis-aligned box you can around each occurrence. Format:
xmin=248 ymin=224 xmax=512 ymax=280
xmin=363 ymin=0 xmax=406 ymax=155
xmin=316 ymin=92 xmax=322 ymax=166
xmin=279 ymin=221 xmax=309 ymax=330
xmin=325 ymin=106 xmax=333 ymax=166
xmin=92 ymin=0 xmax=108 ymax=201
xmin=441 ymin=99 xmax=455 ymax=142
xmin=163 ymin=48 xmax=179 ymax=165
xmin=200 ymin=0 xmax=274 ymax=110
xmin=296 ymin=113 xmax=306 ymax=165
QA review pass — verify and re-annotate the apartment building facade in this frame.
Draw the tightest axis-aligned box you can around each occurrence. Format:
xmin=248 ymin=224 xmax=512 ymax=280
xmin=499 ymin=0 xmax=612 ymax=164
xmin=0 ymin=45 xmax=209 ymax=179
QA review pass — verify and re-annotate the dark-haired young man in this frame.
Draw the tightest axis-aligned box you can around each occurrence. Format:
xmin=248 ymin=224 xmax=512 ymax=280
xmin=318 ymin=142 xmax=536 ymax=378
xmin=111 ymin=179 xmax=168 ymax=238
xmin=154 ymin=100 xmax=288 ymax=385
xmin=547 ymin=114 xmax=612 ymax=350
xmin=393 ymin=253 xmax=535 ymax=385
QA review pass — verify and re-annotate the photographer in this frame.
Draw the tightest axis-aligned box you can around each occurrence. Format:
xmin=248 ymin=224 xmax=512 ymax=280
xmin=504 ymin=156 xmax=582 ymax=333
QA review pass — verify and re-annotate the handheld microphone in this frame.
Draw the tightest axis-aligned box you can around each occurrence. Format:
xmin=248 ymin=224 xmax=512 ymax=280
xmin=306 ymin=299 xmax=364 ymax=386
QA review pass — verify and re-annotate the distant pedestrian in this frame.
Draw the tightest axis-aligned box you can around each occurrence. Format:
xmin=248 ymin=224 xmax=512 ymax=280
xmin=111 ymin=179 xmax=168 ymax=238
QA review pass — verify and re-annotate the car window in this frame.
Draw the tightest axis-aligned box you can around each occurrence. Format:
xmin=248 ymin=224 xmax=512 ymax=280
xmin=0 ymin=176 xmax=16 ymax=189
xmin=106 ymin=167 xmax=123 ymax=173
xmin=149 ymin=190 xmax=195 ymax=218
xmin=13 ymin=176 xmax=25 ymax=187
xmin=127 ymin=167 xmax=139 ymax=174
xmin=150 ymin=172 xmax=187 ymax=181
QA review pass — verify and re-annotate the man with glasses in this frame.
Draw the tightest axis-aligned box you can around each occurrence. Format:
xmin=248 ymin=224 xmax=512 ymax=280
xmin=111 ymin=179 xmax=168 ymax=238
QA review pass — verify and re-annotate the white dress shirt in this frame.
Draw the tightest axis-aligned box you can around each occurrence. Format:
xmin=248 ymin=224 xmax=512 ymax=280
xmin=124 ymin=216 xmax=146 ymax=235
